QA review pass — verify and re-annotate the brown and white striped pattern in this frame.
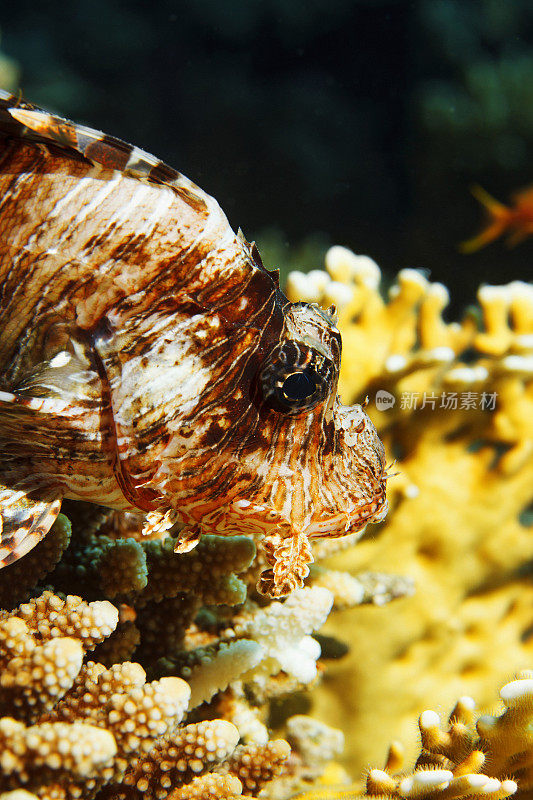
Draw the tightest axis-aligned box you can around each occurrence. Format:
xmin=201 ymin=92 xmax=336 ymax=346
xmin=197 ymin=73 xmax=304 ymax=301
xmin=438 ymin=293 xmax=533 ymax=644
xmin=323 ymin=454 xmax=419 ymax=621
xmin=0 ymin=90 xmax=387 ymax=596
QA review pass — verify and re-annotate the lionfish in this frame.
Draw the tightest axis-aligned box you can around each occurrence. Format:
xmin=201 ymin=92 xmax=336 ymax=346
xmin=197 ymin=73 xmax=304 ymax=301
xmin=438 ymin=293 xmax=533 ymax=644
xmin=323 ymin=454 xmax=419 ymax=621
xmin=0 ymin=90 xmax=388 ymax=597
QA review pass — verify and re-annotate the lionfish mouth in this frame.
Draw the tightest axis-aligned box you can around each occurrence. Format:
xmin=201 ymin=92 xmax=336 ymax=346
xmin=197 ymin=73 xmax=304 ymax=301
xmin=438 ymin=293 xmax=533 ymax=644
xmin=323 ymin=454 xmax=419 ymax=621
xmin=302 ymin=484 xmax=387 ymax=538
xmin=349 ymin=490 xmax=388 ymax=529
xmin=353 ymin=460 xmax=396 ymax=528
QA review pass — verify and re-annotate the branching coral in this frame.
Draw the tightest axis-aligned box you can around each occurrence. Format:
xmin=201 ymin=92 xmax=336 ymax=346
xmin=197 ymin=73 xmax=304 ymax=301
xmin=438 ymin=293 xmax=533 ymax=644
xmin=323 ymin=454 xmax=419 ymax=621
xmin=0 ymin=593 xmax=118 ymax=724
xmin=363 ymin=687 xmax=520 ymax=800
xmin=178 ymin=640 xmax=265 ymax=709
xmin=117 ymin=719 xmax=240 ymax=796
xmin=309 ymin=567 xmax=414 ymax=610
xmin=137 ymin=535 xmax=256 ymax=607
xmin=291 ymin=672 xmax=533 ymax=800
xmin=0 ymin=592 xmax=192 ymax=796
xmin=286 ymin=246 xmax=533 ymax=776
xmin=14 ymin=591 xmax=118 ymax=648
xmin=231 ymin=587 xmax=333 ymax=685
xmin=262 ymin=715 xmax=346 ymax=799
xmin=0 ymin=497 xmax=345 ymax=798
xmin=43 ymin=501 xmax=255 ymax=610
xmin=0 ymin=588 xmax=295 ymax=799
xmin=153 ymin=586 xmax=335 ymax=750
xmin=0 ymin=718 xmax=118 ymax=794
xmin=216 ymin=739 xmax=292 ymax=795
xmin=0 ymin=502 xmax=261 ymax=692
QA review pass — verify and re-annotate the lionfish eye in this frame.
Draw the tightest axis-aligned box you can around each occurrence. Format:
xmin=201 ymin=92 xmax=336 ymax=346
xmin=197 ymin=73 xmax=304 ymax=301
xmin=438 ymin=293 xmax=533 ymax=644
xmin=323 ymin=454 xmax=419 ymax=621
xmin=258 ymin=342 xmax=334 ymax=414
xmin=281 ymin=371 xmax=316 ymax=402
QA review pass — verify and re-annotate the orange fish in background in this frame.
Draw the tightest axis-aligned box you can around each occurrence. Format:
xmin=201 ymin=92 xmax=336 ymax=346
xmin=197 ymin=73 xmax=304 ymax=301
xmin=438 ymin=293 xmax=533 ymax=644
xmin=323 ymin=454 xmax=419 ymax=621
xmin=460 ymin=184 xmax=533 ymax=252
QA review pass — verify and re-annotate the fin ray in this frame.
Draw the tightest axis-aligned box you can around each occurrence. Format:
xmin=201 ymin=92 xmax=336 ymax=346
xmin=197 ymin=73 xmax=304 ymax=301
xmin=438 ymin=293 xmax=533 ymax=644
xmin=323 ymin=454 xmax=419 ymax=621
xmin=0 ymin=89 xmax=206 ymax=210
xmin=0 ymin=475 xmax=62 ymax=567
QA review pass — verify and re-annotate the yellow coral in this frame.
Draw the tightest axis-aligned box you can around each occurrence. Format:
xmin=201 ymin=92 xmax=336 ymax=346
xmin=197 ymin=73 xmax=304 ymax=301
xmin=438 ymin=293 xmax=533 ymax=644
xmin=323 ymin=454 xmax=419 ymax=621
xmin=287 ymin=248 xmax=533 ymax=775
xmin=293 ymin=672 xmax=533 ymax=799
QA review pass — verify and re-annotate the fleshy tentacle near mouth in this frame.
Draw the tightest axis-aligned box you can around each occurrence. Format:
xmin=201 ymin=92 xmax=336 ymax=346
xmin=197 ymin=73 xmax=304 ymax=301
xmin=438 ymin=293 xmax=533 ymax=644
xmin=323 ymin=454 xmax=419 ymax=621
xmin=258 ymin=529 xmax=314 ymax=598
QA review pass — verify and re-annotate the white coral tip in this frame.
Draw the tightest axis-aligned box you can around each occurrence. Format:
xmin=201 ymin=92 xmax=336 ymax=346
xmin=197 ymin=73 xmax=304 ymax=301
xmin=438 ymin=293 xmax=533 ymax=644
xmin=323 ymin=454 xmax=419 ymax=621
xmin=500 ymin=677 xmax=533 ymax=705
xmin=502 ymin=355 xmax=533 ymax=374
xmin=445 ymin=364 xmax=488 ymax=382
xmin=478 ymin=284 xmax=511 ymax=304
xmin=351 ymin=254 xmax=381 ymax=288
xmin=307 ymin=269 xmax=330 ymax=293
xmin=413 ymin=770 xmax=453 ymax=786
xmin=299 ymin=635 xmax=322 ymax=661
xmin=385 ymin=354 xmax=407 ymax=372
xmin=515 ymin=334 xmax=533 ymax=350
xmin=464 ymin=774 xmax=491 ymax=790
xmin=325 ymin=246 xmax=381 ymax=287
xmin=428 ymin=282 xmax=450 ymax=305
xmin=419 ymin=710 xmax=440 ymax=729
xmin=427 ymin=346 xmax=455 ymax=363
xmin=325 ymin=245 xmax=354 ymax=278
xmin=323 ymin=280 xmax=355 ymax=309
xmin=481 ymin=778 xmax=504 ymax=794
xmin=397 ymin=268 xmax=429 ymax=290
xmin=369 ymin=768 xmax=391 ymax=781
xmin=286 ymin=270 xmax=322 ymax=304
xmin=89 ymin=600 xmax=120 ymax=631
xmin=399 ymin=770 xmax=453 ymax=796
xmin=509 ymin=280 xmax=533 ymax=300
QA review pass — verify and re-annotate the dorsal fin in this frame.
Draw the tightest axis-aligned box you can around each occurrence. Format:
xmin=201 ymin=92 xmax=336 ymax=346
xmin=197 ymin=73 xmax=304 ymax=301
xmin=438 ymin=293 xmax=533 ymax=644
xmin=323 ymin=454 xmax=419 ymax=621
xmin=0 ymin=89 xmax=206 ymax=211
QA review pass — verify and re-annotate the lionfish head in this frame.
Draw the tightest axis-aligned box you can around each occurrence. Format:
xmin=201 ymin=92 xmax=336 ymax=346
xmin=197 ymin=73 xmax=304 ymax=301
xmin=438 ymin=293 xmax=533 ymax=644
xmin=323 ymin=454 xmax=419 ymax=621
xmin=242 ymin=301 xmax=388 ymax=541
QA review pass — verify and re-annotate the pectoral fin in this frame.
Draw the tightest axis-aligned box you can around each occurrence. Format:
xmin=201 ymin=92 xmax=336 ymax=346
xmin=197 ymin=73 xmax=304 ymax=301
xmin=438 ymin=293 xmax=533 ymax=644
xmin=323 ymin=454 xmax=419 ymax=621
xmin=0 ymin=319 xmax=116 ymax=492
xmin=0 ymin=476 xmax=62 ymax=567
xmin=173 ymin=523 xmax=202 ymax=553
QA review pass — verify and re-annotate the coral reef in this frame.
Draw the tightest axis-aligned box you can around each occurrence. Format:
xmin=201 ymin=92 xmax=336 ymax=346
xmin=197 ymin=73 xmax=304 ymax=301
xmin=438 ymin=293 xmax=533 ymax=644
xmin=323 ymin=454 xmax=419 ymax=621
xmin=3 ymin=239 xmax=531 ymax=798
xmin=286 ymin=246 xmax=533 ymax=775
xmin=0 ymin=484 xmax=405 ymax=799
xmin=0 ymin=588 xmax=295 ymax=799
xmin=264 ymin=715 xmax=346 ymax=799
xmin=291 ymin=672 xmax=533 ymax=799
xmin=0 ymin=592 xmax=188 ymax=795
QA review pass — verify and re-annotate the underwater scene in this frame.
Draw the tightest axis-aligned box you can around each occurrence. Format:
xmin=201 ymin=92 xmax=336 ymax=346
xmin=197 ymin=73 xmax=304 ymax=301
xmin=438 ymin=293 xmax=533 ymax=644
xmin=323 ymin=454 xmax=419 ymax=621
xmin=0 ymin=2 xmax=532 ymax=799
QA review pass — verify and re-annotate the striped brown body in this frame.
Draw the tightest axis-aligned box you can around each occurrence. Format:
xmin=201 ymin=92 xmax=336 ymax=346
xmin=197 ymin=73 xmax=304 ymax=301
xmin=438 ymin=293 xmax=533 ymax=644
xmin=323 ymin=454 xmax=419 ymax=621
xmin=0 ymin=91 xmax=388 ymax=596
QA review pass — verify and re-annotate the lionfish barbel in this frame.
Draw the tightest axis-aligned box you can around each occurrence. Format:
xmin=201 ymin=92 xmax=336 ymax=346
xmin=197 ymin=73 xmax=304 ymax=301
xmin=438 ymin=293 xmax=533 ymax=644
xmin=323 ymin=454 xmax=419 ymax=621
xmin=0 ymin=91 xmax=387 ymax=596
